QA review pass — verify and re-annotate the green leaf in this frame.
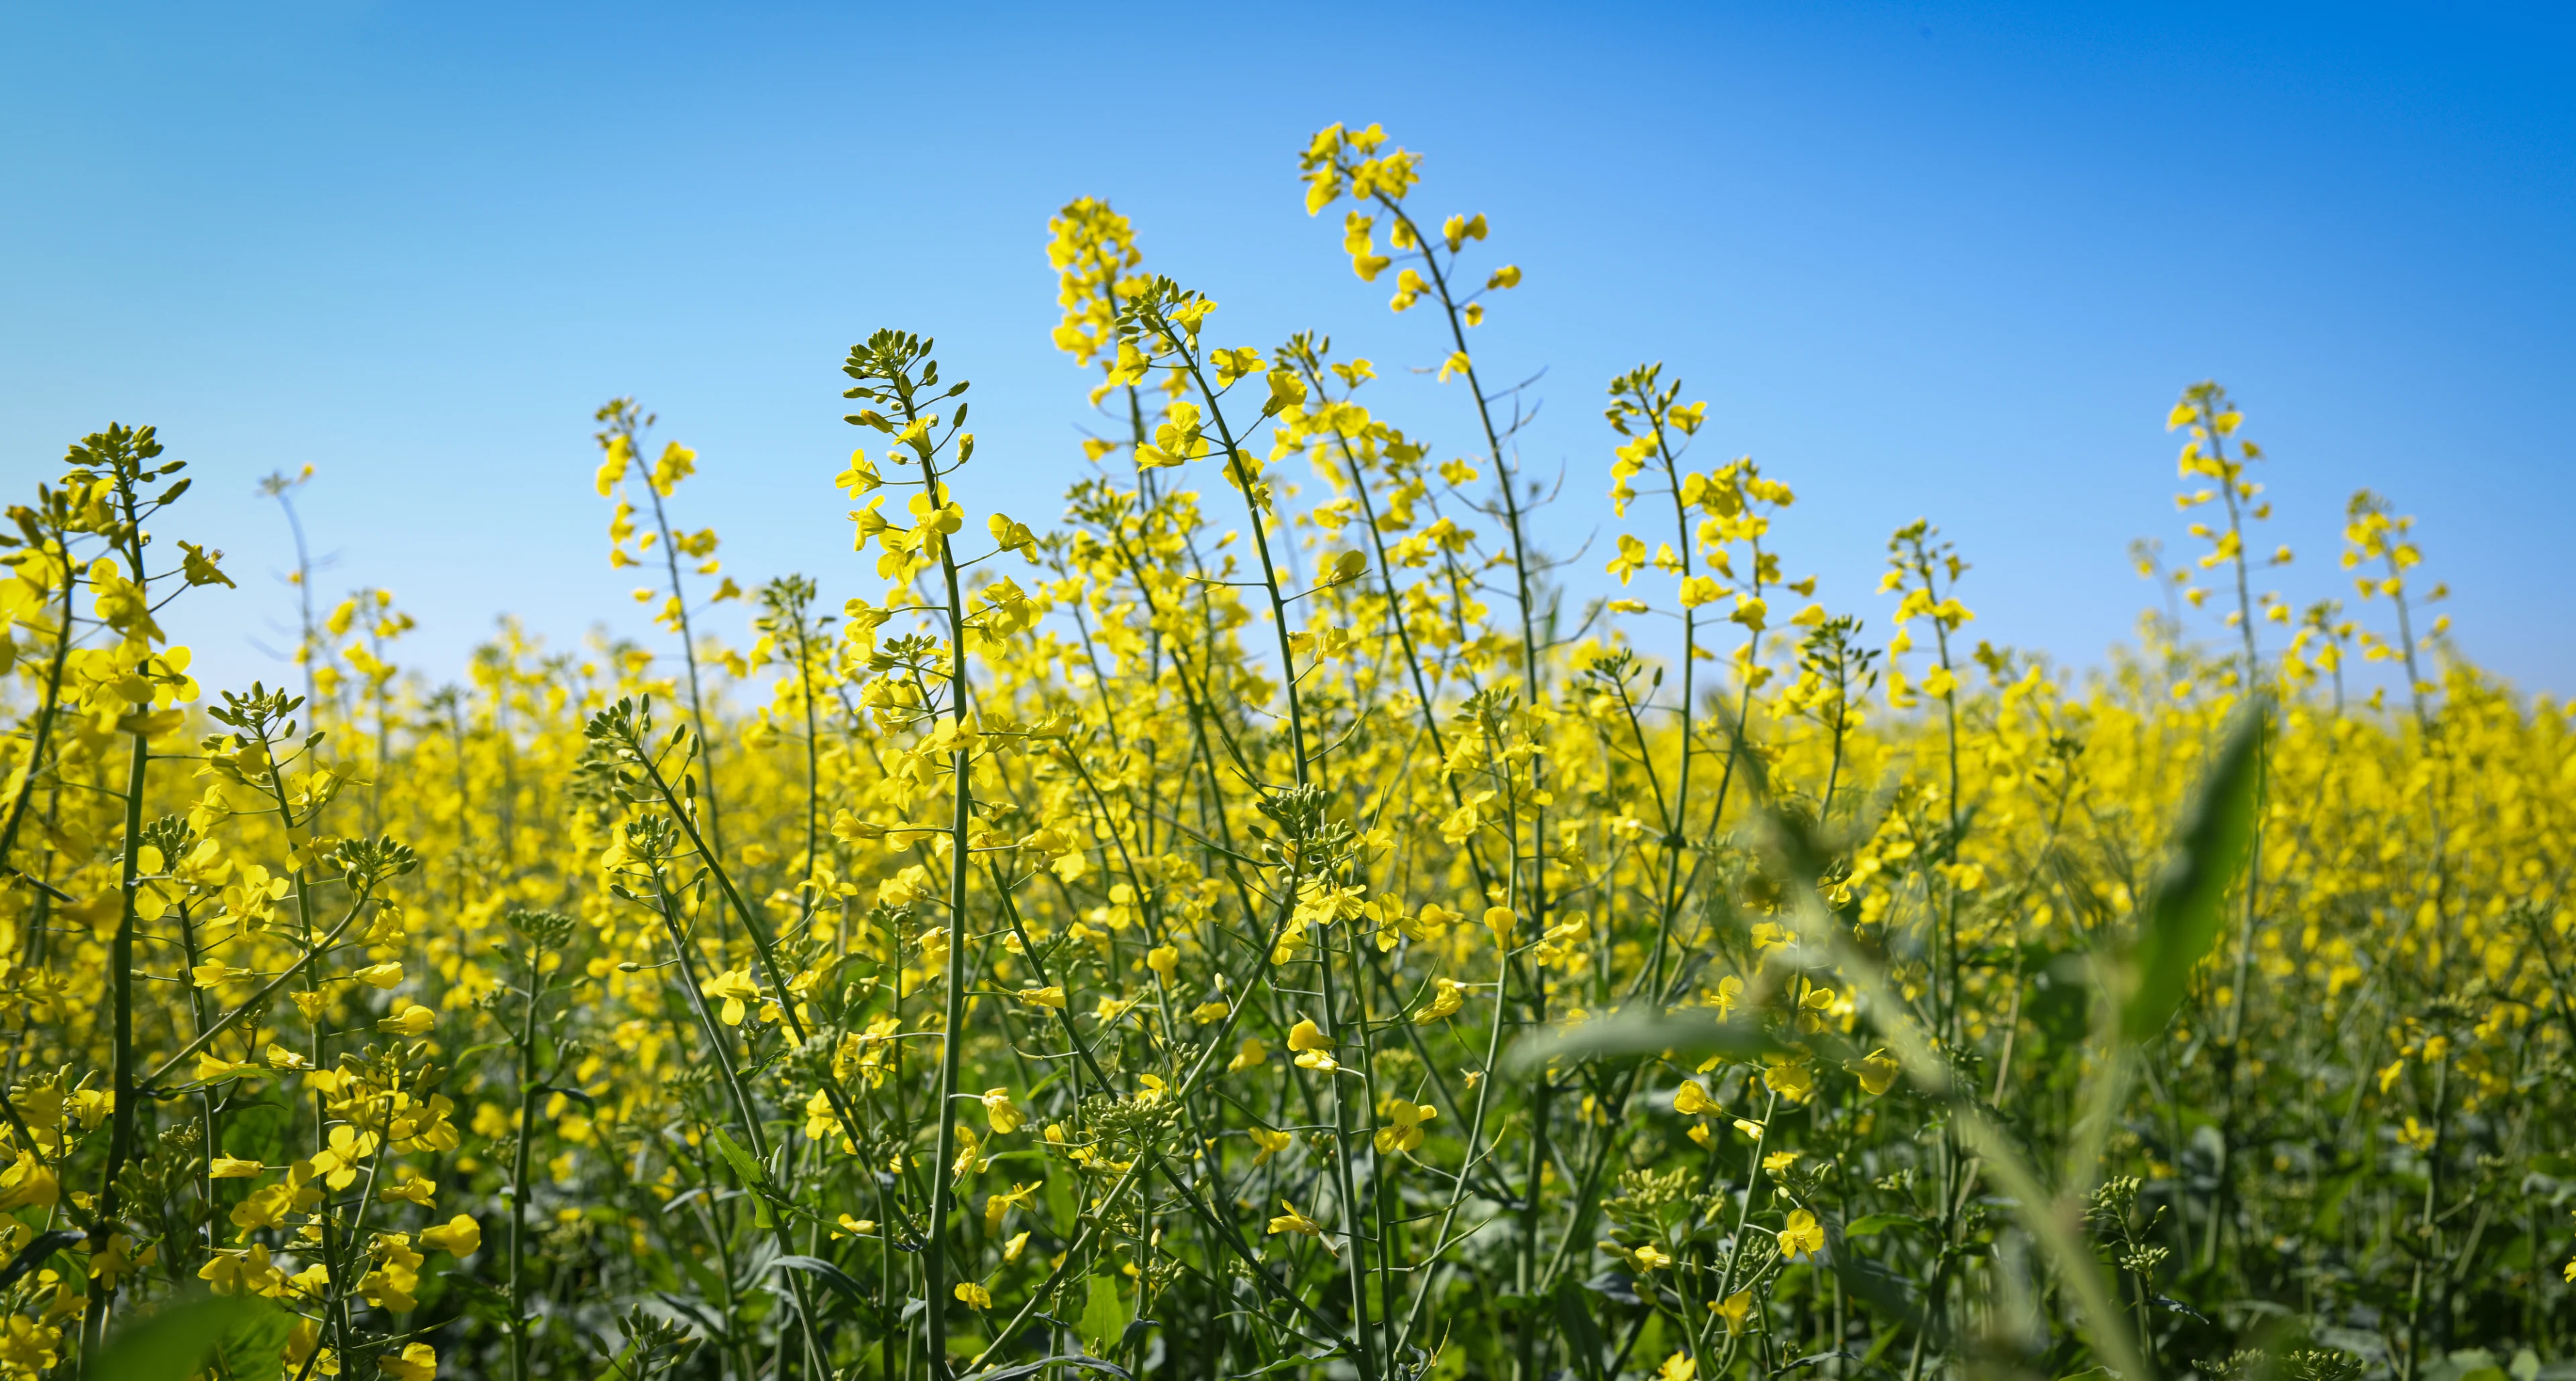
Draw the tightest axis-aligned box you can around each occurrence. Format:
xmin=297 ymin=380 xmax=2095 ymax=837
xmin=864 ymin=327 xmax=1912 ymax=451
xmin=1079 ymin=1275 xmax=1126 ymax=1350
xmin=706 ymin=1127 xmax=774 ymax=1228
xmin=1841 ymin=1213 xmax=1926 ymax=1239
xmin=708 ymin=1126 xmax=766 ymax=1189
xmin=1548 ymin=1280 xmax=1607 ymax=1366
xmin=965 ymin=1356 xmax=1136 ymax=1380
xmin=2122 ymin=702 xmax=2267 ymax=1042
xmin=91 ymin=1294 xmax=254 ymax=1381
xmin=2312 ymin=1165 xmax=2363 ymax=1237
xmin=771 ymin=1255 xmax=871 ymax=1319
xmin=215 ymin=1296 xmax=292 ymax=1381
xmin=1045 ymin=1173 xmax=1079 ymax=1236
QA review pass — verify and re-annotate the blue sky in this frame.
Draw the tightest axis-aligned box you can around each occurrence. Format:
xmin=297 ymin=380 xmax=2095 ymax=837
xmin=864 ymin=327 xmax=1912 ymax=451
xmin=5 ymin=1 xmax=2570 ymax=696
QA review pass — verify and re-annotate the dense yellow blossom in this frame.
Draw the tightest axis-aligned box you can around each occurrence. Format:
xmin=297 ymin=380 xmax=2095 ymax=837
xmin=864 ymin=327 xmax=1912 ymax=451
xmin=0 ymin=124 xmax=2563 ymax=1381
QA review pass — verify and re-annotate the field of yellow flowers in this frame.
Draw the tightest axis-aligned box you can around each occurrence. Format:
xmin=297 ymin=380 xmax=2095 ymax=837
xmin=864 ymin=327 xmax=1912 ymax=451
xmin=2 ymin=123 xmax=2571 ymax=1381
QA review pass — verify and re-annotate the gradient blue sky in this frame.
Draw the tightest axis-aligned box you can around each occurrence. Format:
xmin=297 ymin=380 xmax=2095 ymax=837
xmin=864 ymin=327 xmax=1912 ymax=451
xmin=5 ymin=2 xmax=2570 ymax=696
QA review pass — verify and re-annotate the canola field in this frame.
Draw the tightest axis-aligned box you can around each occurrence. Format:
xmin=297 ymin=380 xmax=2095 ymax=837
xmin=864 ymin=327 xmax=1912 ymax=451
xmin=1 ymin=123 xmax=2570 ymax=1381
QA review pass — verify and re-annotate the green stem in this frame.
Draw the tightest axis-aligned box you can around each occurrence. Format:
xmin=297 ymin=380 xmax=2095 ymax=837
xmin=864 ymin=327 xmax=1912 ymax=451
xmin=509 ymin=942 xmax=544 ymax=1381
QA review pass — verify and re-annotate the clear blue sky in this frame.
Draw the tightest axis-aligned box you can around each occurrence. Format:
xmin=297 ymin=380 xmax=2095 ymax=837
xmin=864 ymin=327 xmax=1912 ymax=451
xmin=5 ymin=2 xmax=2570 ymax=697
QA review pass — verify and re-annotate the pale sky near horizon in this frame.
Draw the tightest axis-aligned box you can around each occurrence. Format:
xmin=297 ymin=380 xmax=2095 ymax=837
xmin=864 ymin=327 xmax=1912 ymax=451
xmin=4 ymin=2 xmax=2571 ymax=698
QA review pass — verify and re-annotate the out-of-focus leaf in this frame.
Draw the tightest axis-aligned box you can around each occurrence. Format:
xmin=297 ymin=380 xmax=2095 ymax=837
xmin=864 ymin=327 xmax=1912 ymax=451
xmin=214 ymin=1296 xmax=292 ymax=1381
xmin=2123 ymin=702 xmax=2266 ymax=1042
xmin=1581 ymin=1270 xmax=1641 ymax=1306
xmin=1831 ymin=1254 xmax=1926 ymax=1333
xmin=90 ymin=1294 xmax=252 ymax=1381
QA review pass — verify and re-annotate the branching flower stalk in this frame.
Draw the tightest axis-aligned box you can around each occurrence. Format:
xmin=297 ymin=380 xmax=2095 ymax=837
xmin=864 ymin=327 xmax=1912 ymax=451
xmin=596 ymin=400 xmax=734 ymax=860
xmin=841 ymin=330 xmax=984 ymax=1378
xmin=80 ymin=427 xmax=174 ymax=1360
